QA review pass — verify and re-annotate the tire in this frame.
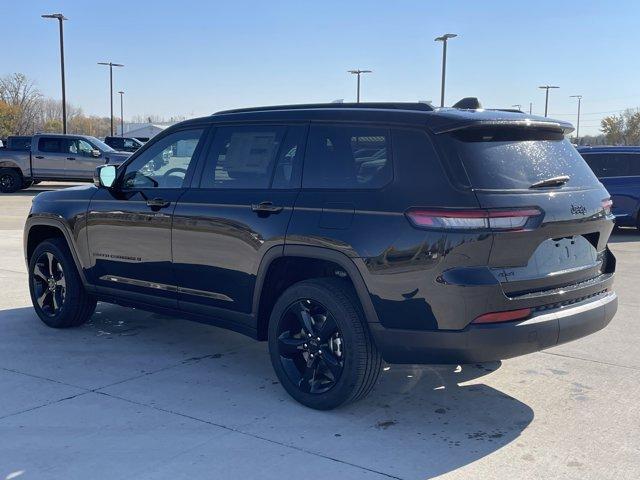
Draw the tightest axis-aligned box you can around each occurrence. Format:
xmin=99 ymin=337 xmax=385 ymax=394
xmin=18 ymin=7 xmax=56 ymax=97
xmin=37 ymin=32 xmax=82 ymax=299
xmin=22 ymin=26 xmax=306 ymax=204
xmin=28 ymin=238 xmax=96 ymax=328
xmin=0 ymin=168 xmax=22 ymax=193
xmin=268 ymin=277 xmax=382 ymax=410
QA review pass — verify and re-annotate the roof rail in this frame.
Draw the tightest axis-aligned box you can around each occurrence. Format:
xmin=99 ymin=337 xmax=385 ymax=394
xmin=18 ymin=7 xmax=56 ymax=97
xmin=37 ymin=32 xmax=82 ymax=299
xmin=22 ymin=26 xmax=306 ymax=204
xmin=214 ymin=102 xmax=434 ymax=115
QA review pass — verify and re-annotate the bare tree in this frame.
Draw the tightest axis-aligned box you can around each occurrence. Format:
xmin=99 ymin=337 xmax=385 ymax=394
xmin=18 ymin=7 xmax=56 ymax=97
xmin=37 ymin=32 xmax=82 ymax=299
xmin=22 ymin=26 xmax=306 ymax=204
xmin=0 ymin=73 xmax=43 ymax=134
xmin=601 ymin=108 xmax=640 ymax=145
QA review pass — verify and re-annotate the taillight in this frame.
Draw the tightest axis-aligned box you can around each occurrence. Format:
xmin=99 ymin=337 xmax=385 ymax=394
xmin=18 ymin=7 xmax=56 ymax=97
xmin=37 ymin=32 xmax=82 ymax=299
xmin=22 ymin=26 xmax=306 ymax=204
xmin=602 ymin=198 xmax=613 ymax=215
xmin=473 ymin=308 xmax=532 ymax=324
xmin=405 ymin=207 xmax=542 ymax=231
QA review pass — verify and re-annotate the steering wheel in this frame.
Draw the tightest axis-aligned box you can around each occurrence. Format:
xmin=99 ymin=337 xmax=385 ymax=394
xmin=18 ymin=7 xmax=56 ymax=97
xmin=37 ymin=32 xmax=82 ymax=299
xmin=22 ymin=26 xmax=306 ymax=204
xmin=163 ymin=167 xmax=188 ymax=179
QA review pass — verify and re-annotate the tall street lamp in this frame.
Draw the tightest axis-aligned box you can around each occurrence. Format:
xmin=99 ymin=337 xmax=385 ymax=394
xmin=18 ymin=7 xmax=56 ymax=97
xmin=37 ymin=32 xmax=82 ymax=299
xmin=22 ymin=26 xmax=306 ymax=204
xmin=570 ymin=95 xmax=583 ymax=143
xmin=98 ymin=61 xmax=124 ymax=136
xmin=348 ymin=69 xmax=372 ymax=103
xmin=118 ymin=91 xmax=125 ymax=137
xmin=42 ymin=13 xmax=68 ymax=133
xmin=538 ymin=85 xmax=559 ymax=117
xmin=512 ymin=104 xmax=522 ymax=111
xmin=434 ymin=33 xmax=457 ymax=107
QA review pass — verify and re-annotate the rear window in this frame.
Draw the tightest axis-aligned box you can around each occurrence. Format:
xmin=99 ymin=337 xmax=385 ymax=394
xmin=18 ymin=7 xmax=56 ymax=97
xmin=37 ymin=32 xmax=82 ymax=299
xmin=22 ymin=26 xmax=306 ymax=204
xmin=441 ymin=127 xmax=600 ymax=190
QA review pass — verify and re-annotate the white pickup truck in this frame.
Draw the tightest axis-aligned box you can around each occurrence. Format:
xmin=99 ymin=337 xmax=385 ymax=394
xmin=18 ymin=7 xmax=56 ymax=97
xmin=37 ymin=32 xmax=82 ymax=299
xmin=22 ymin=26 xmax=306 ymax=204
xmin=0 ymin=133 xmax=131 ymax=193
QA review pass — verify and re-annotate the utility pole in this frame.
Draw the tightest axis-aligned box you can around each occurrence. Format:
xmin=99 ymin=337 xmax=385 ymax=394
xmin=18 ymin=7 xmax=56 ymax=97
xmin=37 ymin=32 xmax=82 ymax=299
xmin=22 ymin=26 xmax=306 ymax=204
xmin=98 ymin=62 xmax=124 ymax=136
xmin=570 ymin=95 xmax=583 ymax=143
xmin=434 ymin=33 xmax=457 ymax=107
xmin=538 ymin=85 xmax=559 ymax=117
xmin=42 ymin=13 xmax=68 ymax=133
xmin=348 ymin=69 xmax=372 ymax=103
xmin=118 ymin=91 xmax=125 ymax=136
xmin=529 ymin=102 xmax=533 ymax=114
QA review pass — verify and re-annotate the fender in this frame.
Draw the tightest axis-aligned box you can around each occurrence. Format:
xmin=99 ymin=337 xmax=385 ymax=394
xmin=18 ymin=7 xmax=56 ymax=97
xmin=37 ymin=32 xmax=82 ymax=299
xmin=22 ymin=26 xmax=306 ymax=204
xmin=24 ymin=215 xmax=92 ymax=290
xmin=0 ymin=160 xmax=23 ymax=170
xmin=251 ymin=244 xmax=380 ymax=325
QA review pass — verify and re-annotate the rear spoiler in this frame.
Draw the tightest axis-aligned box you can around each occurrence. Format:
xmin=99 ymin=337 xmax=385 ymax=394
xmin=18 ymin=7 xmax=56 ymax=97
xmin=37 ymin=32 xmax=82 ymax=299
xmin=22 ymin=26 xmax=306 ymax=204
xmin=431 ymin=119 xmax=574 ymax=135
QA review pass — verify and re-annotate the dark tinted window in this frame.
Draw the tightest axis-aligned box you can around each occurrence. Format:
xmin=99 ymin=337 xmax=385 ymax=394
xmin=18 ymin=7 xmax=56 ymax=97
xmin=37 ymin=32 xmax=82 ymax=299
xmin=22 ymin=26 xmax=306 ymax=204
xmin=441 ymin=127 xmax=599 ymax=190
xmin=38 ymin=137 xmax=64 ymax=153
xmin=303 ymin=125 xmax=392 ymax=189
xmin=200 ymin=125 xmax=285 ymax=189
xmin=7 ymin=136 xmax=31 ymax=151
xmin=582 ymin=153 xmax=640 ymax=177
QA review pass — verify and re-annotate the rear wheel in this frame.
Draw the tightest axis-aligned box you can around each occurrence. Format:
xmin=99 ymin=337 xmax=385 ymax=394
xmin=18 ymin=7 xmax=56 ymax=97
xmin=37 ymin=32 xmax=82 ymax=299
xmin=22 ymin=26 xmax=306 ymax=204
xmin=29 ymin=238 xmax=96 ymax=328
xmin=0 ymin=169 xmax=22 ymax=193
xmin=268 ymin=278 xmax=382 ymax=410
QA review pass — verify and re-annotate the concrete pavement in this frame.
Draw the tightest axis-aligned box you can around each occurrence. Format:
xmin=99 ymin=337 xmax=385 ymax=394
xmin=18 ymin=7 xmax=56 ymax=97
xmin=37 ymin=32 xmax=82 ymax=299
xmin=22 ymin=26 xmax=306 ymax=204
xmin=0 ymin=183 xmax=638 ymax=479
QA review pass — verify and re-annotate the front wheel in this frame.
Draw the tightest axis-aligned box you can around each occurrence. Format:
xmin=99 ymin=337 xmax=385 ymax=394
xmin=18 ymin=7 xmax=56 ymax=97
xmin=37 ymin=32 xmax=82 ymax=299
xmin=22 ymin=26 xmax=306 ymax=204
xmin=268 ymin=278 xmax=382 ymax=410
xmin=29 ymin=238 xmax=96 ymax=328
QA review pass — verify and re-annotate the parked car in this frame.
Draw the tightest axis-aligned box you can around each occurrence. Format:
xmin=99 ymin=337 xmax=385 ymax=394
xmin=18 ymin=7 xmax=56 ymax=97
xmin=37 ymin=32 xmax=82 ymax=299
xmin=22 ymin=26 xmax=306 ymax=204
xmin=578 ymin=146 xmax=640 ymax=230
xmin=104 ymin=136 xmax=145 ymax=153
xmin=0 ymin=133 xmax=131 ymax=192
xmin=24 ymin=102 xmax=617 ymax=409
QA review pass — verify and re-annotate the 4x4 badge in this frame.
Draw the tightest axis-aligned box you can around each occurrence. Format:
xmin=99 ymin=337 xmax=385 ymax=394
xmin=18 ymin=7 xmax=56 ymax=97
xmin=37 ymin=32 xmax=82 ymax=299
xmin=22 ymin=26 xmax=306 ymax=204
xmin=570 ymin=204 xmax=587 ymax=215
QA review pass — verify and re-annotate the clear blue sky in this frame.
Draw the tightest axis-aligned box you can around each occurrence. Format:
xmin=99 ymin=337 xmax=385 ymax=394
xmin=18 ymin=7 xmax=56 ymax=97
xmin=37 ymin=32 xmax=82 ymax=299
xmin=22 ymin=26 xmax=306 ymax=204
xmin=4 ymin=0 xmax=640 ymax=135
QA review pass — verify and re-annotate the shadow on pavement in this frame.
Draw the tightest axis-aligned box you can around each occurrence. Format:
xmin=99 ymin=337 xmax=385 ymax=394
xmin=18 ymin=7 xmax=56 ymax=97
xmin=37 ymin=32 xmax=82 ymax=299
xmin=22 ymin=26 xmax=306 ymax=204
xmin=0 ymin=303 xmax=534 ymax=479
xmin=609 ymin=227 xmax=639 ymax=243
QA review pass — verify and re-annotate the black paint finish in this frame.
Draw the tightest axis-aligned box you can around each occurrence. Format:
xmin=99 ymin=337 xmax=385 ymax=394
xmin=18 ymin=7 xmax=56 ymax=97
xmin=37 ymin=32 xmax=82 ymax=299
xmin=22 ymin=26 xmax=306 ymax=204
xmin=24 ymin=105 xmax=617 ymax=364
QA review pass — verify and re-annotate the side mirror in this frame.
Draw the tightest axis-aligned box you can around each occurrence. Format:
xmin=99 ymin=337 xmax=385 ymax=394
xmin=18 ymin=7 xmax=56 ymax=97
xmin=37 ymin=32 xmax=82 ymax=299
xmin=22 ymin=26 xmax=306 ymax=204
xmin=91 ymin=149 xmax=101 ymax=158
xmin=94 ymin=165 xmax=117 ymax=188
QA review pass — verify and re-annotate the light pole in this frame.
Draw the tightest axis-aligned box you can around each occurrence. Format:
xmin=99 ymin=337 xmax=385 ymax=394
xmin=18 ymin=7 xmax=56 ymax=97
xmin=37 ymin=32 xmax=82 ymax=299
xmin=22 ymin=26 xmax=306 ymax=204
xmin=570 ymin=95 xmax=582 ymax=143
xmin=42 ymin=13 xmax=68 ymax=134
xmin=348 ymin=69 xmax=372 ymax=103
xmin=512 ymin=104 xmax=522 ymax=111
xmin=98 ymin=61 xmax=124 ymax=136
xmin=529 ymin=102 xmax=533 ymax=114
xmin=538 ymin=85 xmax=559 ymax=117
xmin=118 ymin=91 xmax=125 ymax=137
xmin=434 ymin=33 xmax=457 ymax=107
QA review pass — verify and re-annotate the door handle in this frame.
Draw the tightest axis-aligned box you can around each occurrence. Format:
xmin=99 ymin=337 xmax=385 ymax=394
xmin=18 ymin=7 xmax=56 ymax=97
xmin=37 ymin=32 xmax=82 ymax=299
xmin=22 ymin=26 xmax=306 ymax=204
xmin=146 ymin=198 xmax=170 ymax=209
xmin=251 ymin=201 xmax=283 ymax=214
xmin=67 ymin=157 xmax=76 ymax=161
xmin=35 ymin=155 xmax=44 ymax=159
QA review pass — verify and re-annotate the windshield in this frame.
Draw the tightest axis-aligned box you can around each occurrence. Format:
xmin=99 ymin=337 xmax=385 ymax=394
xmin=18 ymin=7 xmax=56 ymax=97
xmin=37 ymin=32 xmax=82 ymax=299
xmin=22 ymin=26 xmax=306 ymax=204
xmin=87 ymin=136 xmax=116 ymax=152
xmin=441 ymin=127 xmax=600 ymax=190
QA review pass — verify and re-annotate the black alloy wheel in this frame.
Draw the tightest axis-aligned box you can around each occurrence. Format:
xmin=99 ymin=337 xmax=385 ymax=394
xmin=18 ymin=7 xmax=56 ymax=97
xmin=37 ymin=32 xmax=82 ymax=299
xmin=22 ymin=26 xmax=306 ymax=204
xmin=29 ymin=238 xmax=96 ymax=328
xmin=32 ymin=251 xmax=67 ymax=317
xmin=268 ymin=278 xmax=382 ymax=410
xmin=276 ymin=298 xmax=344 ymax=394
xmin=0 ymin=169 xmax=21 ymax=193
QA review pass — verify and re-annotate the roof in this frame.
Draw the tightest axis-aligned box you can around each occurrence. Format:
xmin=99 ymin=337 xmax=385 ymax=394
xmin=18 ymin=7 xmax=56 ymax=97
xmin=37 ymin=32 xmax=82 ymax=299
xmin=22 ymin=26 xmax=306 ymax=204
xmin=577 ymin=145 xmax=640 ymax=153
xmin=175 ymin=102 xmax=575 ymax=135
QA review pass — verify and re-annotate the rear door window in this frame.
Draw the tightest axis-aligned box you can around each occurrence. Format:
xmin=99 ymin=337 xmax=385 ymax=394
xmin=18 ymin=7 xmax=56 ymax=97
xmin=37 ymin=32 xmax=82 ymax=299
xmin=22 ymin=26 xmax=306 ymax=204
xmin=440 ymin=127 xmax=600 ymax=190
xmin=200 ymin=125 xmax=286 ymax=189
xmin=38 ymin=137 xmax=64 ymax=153
xmin=303 ymin=124 xmax=392 ymax=189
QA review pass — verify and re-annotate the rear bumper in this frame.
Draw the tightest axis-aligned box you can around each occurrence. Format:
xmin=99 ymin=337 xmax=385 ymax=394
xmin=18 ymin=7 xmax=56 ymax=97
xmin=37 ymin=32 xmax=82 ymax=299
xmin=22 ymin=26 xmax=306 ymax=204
xmin=371 ymin=292 xmax=617 ymax=364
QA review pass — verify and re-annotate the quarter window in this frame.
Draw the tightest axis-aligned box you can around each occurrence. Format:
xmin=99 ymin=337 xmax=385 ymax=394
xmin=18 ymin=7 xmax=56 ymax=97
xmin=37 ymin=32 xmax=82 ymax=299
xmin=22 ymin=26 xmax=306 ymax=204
xmin=121 ymin=128 xmax=204 ymax=189
xmin=303 ymin=125 xmax=392 ymax=189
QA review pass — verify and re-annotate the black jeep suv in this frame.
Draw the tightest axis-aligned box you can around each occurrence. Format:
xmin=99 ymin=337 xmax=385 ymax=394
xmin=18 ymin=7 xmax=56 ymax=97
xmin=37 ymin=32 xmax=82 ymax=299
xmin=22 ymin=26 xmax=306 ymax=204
xmin=24 ymin=102 xmax=617 ymax=409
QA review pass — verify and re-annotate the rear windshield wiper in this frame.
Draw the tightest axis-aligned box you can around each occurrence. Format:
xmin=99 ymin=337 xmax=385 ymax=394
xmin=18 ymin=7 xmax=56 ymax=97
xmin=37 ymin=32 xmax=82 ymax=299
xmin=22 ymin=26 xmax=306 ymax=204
xmin=529 ymin=175 xmax=570 ymax=189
